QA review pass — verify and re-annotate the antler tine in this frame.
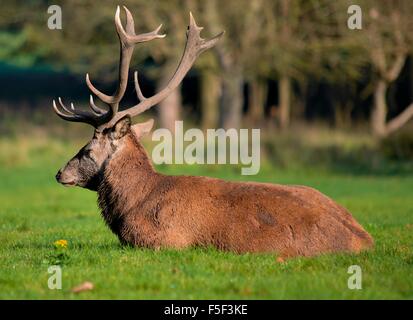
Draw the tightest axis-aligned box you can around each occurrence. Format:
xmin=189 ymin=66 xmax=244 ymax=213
xmin=117 ymin=6 xmax=165 ymax=45
xmin=122 ymin=5 xmax=135 ymax=35
xmin=57 ymin=97 xmax=74 ymax=114
xmin=134 ymin=71 xmax=146 ymax=101
xmin=53 ymin=99 xmax=72 ymax=119
xmin=107 ymin=13 xmax=224 ymax=126
xmin=53 ymin=98 xmax=101 ymax=126
xmin=89 ymin=95 xmax=106 ymax=115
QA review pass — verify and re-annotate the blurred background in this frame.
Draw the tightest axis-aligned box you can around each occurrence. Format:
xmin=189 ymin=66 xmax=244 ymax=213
xmin=0 ymin=0 xmax=413 ymax=173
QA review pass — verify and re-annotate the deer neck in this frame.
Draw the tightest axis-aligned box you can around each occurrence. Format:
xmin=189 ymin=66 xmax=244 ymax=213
xmin=97 ymin=134 xmax=159 ymax=229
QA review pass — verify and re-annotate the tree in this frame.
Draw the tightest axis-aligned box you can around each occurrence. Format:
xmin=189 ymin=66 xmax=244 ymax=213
xmin=363 ymin=0 xmax=413 ymax=137
xmin=203 ymin=0 xmax=267 ymax=130
xmin=198 ymin=54 xmax=221 ymax=130
xmin=259 ymin=0 xmax=319 ymax=129
xmin=300 ymin=0 xmax=367 ymax=128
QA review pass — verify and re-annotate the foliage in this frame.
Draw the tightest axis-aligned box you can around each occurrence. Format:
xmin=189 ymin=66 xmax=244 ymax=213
xmin=380 ymin=128 xmax=413 ymax=161
xmin=1 ymin=0 xmax=413 ymax=133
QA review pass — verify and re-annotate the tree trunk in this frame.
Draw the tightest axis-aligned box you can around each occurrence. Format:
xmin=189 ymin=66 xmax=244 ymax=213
xmin=248 ymin=79 xmax=268 ymax=125
xmin=279 ymin=74 xmax=291 ymax=129
xmin=371 ymin=79 xmax=413 ymax=137
xmin=157 ymin=64 xmax=182 ymax=133
xmin=200 ymin=69 xmax=220 ymax=130
xmin=371 ymin=80 xmax=388 ymax=137
xmin=334 ymin=101 xmax=353 ymax=128
xmin=219 ymin=62 xmax=243 ymax=130
xmin=204 ymin=0 xmax=244 ymax=130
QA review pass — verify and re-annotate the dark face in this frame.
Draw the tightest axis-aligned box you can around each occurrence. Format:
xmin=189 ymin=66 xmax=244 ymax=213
xmin=55 ymin=117 xmax=132 ymax=191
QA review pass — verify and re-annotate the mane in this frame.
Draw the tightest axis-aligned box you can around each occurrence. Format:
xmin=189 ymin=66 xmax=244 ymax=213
xmin=97 ymin=133 xmax=158 ymax=239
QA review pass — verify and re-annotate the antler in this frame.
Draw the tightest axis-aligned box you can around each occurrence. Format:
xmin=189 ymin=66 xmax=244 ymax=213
xmin=53 ymin=6 xmax=165 ymax=128
xmin=105 ymin=12 xmax=224 ymax=128
xmin=53 ymin=7 xmax=223 ymax=130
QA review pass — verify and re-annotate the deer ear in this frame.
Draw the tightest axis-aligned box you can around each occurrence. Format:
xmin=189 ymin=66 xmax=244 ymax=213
xmin=131 ymin=119 xmax=154 ymax=139
xmin=111 ymin=116 xmax=131 ymax=140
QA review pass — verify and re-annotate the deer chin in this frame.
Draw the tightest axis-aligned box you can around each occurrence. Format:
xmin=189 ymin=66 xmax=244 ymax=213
xmin=62 ymin=179 xmax=97 ymax=190
xmin=61 ymin=181 xmax=77 ymax=187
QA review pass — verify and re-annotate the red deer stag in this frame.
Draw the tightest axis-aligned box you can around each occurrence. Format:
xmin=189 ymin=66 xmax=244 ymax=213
xmin=54 ymin=6 xmax=373 ymax=257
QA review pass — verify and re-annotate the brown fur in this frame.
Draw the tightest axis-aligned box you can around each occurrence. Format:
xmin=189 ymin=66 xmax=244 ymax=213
xmin=97 ymin=130 xmax=374 ymax=257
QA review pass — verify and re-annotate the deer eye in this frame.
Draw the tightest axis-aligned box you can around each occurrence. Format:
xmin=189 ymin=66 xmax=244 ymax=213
xmin=83 ymin=150 xmax=94 ymax=160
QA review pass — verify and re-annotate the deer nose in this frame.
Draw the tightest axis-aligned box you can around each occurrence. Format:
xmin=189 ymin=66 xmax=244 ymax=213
xmin=55 ymin=170 xmax=62 ymax=182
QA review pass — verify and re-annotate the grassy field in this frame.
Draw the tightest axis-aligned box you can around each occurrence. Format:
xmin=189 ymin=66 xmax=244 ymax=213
xmin=0 ymin=128 xmax=412 ymax=299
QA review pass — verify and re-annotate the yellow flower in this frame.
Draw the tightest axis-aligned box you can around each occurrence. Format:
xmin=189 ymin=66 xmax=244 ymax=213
xmin=54 ymin=239 xmax=68 ymax=249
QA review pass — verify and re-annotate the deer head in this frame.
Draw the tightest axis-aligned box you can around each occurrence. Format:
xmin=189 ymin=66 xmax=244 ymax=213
xmin=54 ymin=6 xmax=223 ymax=190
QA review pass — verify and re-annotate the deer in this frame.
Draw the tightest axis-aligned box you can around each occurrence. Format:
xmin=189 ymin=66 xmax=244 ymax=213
xmin=53 ymin=6 xmax=373 ymax=257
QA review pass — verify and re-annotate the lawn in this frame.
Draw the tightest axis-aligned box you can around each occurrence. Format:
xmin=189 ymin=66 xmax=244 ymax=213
xmin=0 ymin=132 xmax=412 ymax=299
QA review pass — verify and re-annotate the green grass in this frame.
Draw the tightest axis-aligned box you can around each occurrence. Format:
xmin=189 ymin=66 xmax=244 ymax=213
xmin=0 ymin=132 xmax=412 ymax=299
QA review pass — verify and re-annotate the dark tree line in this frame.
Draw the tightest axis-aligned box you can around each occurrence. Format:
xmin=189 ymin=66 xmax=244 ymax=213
xmin=0 ymin=0 xmax=413 ymax=138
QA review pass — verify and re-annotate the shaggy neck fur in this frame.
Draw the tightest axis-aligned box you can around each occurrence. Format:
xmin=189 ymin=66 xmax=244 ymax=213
xmin=97 ymin=133 xmax=159 ymax=239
